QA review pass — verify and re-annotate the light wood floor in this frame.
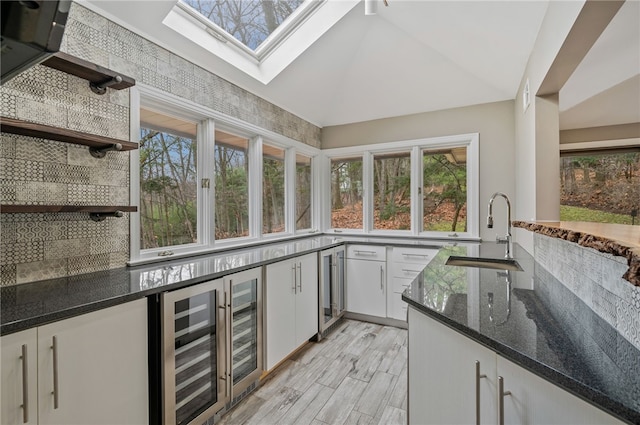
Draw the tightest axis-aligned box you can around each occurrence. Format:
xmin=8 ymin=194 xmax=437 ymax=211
xmin=220 ymin=320 xmax=408 ymax=425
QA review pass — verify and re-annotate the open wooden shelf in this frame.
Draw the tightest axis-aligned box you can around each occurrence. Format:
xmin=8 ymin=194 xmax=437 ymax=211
xmin=42 ymin=51 xmax=135 ymax=91
xmin=0 ymin=205 xmax=137 ymax=214
xmin=0 ymin=117 xmax=137 ymax=151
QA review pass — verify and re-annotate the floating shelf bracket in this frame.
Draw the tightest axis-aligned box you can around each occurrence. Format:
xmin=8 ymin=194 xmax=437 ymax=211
xmin=90 ymin=75 xmax=123 ymax=95
xmin=90 ymin=210 xmax=125 ymax=222
xmin=90 ymin=142 xmax=123 ymax=158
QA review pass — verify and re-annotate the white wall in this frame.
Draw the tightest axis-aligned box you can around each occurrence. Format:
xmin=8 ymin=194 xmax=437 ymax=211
xmin=321 ymin=100 xmax=515 ymax=242
xmin=513 ymin=1 xmax=586 ymax=253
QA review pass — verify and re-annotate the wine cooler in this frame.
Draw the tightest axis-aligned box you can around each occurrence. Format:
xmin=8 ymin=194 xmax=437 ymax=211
xmin=153 ymin=267 xmax=262 ymax=425
xmin=318 ymin=246 xmax=346 ymax=339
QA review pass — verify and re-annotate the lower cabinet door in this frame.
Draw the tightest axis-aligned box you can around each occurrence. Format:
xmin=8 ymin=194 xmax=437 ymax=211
xmin=346 ymin=258 xmax=386 ymax=317
xmin=497 ymin=355 xmax=624 ymax=425
xmin=37 ymin=299 xmax=148 ymax=425
xmin=294 ymin=253 xmax=319 ymax=347
xmin=265 ymin=259 xmax=297 ymax=370
xmin=1 ymin=329 xmax=38 ymax=425
xmin=408 ymin=307 xmax=497 ymax=425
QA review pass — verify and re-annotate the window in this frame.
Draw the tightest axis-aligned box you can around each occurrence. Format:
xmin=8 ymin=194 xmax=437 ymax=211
xmin=422 ymin=147 xmax=467 ymax=233
xmin=331 ymin=157 xmax=363 ymax=230
xmin=295 ymin=153 xmax=312 ymax=230
xmin=560 ymin=150 xmax=639 ymax=225
xmin=215 ymin=130 xmax=250 ymax=240
xmin=373 ymin=152 xmax=411 ymax=230
xmin=132 ymin=88 xmax=320 ymax=264
xmin=324 ymin=133 xmax=478 ymax=237
xmin=139 ymin=108 xmax=198 ymax=250
xmin=181 ymin=0 xmax=306 ymax=51
xmin=263 ymin=143 xmax=285 ymax=234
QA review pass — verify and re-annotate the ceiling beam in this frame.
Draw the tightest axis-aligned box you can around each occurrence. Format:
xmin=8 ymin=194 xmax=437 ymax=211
xmin=538 ymin=0 xmax=625 ymax=96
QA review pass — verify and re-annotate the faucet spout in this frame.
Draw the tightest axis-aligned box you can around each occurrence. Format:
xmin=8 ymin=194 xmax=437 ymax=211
xmin=487 ymin=192 xmax=513 ymax=259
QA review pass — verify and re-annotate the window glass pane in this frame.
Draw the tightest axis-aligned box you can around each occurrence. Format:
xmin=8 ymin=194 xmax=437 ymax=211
xmin=560 ymin=151 xmax=639 ymax=224
xmin=263 ymin=143 xmax=285 ymax=234
xmin=423 ymin=147 xmax=467 ymax=232
xmin=215 ymin=131 xmax=249 ymax=239
xmin=182 ymin=0 xmax=305 ymax=50
xmin=295 ymin=153 xmax=312 ymax=230
xmin=373 ymin=152 xmax=411 ymax=230
xmin=139 ymin=109 xmax=197 ymax=249
xmin=331 ymin=158 xmax=363 ymax=229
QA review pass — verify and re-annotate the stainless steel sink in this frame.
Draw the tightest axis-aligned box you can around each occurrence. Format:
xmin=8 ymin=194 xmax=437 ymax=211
xmin=445 ymin=256 xmax=523 ymax=271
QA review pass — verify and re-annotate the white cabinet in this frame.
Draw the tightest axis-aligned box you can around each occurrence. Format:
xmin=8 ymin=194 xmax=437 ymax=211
xmin=408 ymin=306 xmax=623 ymax=425
xmin=265 ymin=253 xmax=318 ymax=370
xmin=388 ymin=247 xmax=438 ymax=320
xmin=1 ymin=328 xmax=38 ymax=425
xmin=1 ymin=299 xmax=148 ymax=425
xmin=346 ymin=245 xmax=386 ymax=317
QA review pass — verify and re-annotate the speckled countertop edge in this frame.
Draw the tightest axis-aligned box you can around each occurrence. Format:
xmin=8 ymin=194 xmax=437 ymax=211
xmin=0 ymin=235 xmax=452 ymax=336
xmin=513 ymin=221 xmax=640 ymax=286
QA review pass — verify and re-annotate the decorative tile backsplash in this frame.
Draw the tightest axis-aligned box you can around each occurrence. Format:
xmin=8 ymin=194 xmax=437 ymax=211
xmin=534 ymin=233 xmax=640 ymax=351
xmin=0 ymin=2 xmax=321 ymax=285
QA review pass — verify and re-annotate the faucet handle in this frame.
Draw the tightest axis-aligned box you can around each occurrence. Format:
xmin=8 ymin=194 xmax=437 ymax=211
xmin=496 ymin=235 xmax=509 ymax=244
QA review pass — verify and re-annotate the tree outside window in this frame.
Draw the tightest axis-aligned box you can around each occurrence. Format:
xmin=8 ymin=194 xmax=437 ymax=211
xmin=139 ymin=110 xmax=198 ymax=249
xmin=295 ymin=153 xmax=312 ymax=230
xmin=331 ymin=158 xmax=363 ymax=229
xmin=560 ymin=151 xmax=639 ymax=224
xmin=373 ymin=152 xmax=411 ymax=230
xmin=422 ymin=147 xmax=467 ymax=232
xmin=263 ymin=143 xmax=285 ymax=234
xmin=215 ymin=131 xmax=250 ymax=239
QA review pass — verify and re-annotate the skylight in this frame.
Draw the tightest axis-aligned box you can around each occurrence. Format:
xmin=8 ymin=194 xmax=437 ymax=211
xmin=181 ymin=0 xmax=307 ymax=51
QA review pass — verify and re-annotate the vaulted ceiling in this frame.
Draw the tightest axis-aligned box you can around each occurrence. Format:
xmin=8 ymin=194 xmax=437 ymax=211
xmin=84 ymin=0 xmax=639 ymax=130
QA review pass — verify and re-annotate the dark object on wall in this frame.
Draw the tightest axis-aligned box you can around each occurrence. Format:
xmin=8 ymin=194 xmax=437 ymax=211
xmin=1 ymin=0 xmax=71 ymax=84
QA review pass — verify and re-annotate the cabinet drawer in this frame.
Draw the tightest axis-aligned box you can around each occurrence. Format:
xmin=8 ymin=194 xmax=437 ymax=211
xmin=392 ymin=276 xmax=414 ymax=293
xmin=391 ymin=247 xmax=438 ymax=265
xmin=393 ymin=262 xmax=426 ymax=279
xmin=347 ymin=245 xmax=386 ymax=261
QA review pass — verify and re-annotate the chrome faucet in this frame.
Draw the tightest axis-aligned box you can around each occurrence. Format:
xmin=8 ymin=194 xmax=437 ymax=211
xmin=487 ymin=192 xmax=512 ymax=259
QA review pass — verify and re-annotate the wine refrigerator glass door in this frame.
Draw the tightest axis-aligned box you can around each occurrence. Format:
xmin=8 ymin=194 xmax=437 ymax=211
xmin=162 ymin=280 xmax=227 ymax=425
xmin=226 ymin=267 xmax=262 ymax=398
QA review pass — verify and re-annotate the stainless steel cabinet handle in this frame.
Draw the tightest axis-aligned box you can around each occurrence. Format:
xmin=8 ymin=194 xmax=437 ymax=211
xmin=52 ymin=336 xmax=59 ymax=409
xmin=292 ymin=263 xmax=297 ymax=294
xmin=354 ymin=250 xmax=377 ymax=255
xmin=498 ymin=376 xmax=512 ymax=425
xmin=380 ymin=266 xmax=384 ymax=292
xmin=402 ymin=253 xmax=430 ymax=258
xmin=298 ymin=263 xmax=303 ymax=293
xmin=401 ymin=269 xmax=422 ymax=273
xmin=475 ymin=361 xmax=487 ymax=425
xmin=21 ymin=344 xmax=29 ymax=423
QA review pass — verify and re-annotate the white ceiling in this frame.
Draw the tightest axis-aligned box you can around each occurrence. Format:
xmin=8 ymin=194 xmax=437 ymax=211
xmin=83 ymin=0 xmax=639 ymax=130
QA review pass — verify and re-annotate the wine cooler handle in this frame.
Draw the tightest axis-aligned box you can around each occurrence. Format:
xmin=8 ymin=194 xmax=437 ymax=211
xmin=475 ymin=361 xmax=487 ymax=425
xmin=21 ymin=344 xmax=29 ymax=423
xmin=498 ymin=376 xmax=512 ymax=425
xmin=52 ymin=336 xmax=59 ymax=409
xmin=219 ymin=290 xmax=229 ymax=398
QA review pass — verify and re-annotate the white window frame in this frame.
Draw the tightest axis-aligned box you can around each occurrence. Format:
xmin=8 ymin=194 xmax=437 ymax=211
xmin=130 ymin=84 xmax=321 ymax=265
xmin=321 ymin=133 xmax=479 ymax=239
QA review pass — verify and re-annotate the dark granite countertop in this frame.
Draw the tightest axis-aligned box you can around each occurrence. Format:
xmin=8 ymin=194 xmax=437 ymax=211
xmin=402 ymin=242 xmax=640 ymax=424
xmin=0 ymin=234 xmax=447 ymax=335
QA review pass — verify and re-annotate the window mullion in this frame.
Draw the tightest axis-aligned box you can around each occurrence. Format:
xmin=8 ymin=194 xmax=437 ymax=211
xmin=363 ymin=151 xmax=373 ymax=232
xmin=249 ymin=136 xmax=263 ymax=238
xmin=285 ymin=147 xmax=296 ymax=234
xmin=200 ymin=118 xmax=216 ymax=246
xmin=129 ymin=87 xmax=141 ymax=263
xmin=411 ymin=146 xmax=422 ymax=235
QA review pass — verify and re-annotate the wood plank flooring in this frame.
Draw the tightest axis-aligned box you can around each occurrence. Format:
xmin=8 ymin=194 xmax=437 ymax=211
xmin=219 ymin=320 xmax=408 ymax=425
